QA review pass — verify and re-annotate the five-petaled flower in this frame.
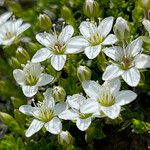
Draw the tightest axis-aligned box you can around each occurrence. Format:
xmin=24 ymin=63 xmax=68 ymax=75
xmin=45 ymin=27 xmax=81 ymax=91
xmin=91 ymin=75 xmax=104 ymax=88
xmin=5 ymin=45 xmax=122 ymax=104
xmin=78 ymin=17 xmax=118 ymax=59
xmin=32 ymin=25 xmax=85 ymax=71
xmin=102 ymin=38 xmax=150 ymax=87
xmin=0 ymin=18 xmax=30 ymax=46
xmin=59 ymin=94 xmax=94 ymax=131
xmin=81 ymin=79 xmax=137 ymax=119
xmin=13 ymin=62 xmax=54 ymax=97
xmin=19 ymin=88 xmax=67 ymax=137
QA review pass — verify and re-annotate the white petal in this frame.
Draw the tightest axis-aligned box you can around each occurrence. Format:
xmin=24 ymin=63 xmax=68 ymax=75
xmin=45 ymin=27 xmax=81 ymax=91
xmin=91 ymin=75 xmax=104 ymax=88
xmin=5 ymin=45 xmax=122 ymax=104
xmin=101 ymin=105 xmax=121 ymax=119
xmin=44 ymin=117 xmax=62 ymax=134
xmin=0 ymin=12 xmax=12 ymax=25
xmin=79 ymin=21 xmax=92 ymax=38
xmin=19 ymin=105 xmax=35 ymax=116
xmin=122 ymin=67 xmax=140 ymax=87
xmin=102 ymin=34 xmax=118 ymax=45
xmin=43 ymin=97 xmax=55 ymax=110
xmin=67 ymin=94 xmax=86 ymax=110
xmin=80 ymin=99 xmax=99 ymax=114
xmin=126 ymin=38 xmax=143 ymax=57
xmin=36 ymin=33 xmax=56 ymax=47
xmin=102 ymin=64 xmax=124 ymax=81
xmin=85 ymin=45 xmax=101 ymax=59
xmin=116 ymin=90 xmax=137 ymax=106
xmin=22 ymin=85 xmax=38 ymax=97
xmin=44 ymin=88 xmax=53 ymax=100
xmin=51 ymin=55 xmax=66 ymax=71
xmin=1 ymin=37 xmax=15 ymax=46
xmin=82 ymin=80 xmax=101 ymax=100
xmin=32 ymin=48 xmax=51 ymax=63
xmin=76 ymin=117 xmax=91 ymax=131
xmin=25 ymin=119 xmax=44 ymax=137
xmin=14 ymin=19 xmax=23 ymax=28
xmin=134 ymin=54 xmax=150 ymax=69
xmin=103 ymin=46 xmax=124 ymax=61
xmin=54 ymin=102 xmax=68 ymax=115
xmin=59 ymin=109 xmax=78 ymax=120
xmin=103 ymin=78 xmax=121 ymax=93
xmin=23 ymin=62 xmax=42 ymax=78
xmin=58 ymin=25 xmax=74 ymax=43
xmin=13 ymin=69 xmax=25 ymax=85
xmin=65 ymin=36 xmax=89 ymax=54
xmin=17 ymin=23 xmax=31 ymax=35
xmin=98 ymin=17 xmax=114 ymax=37
xmin=37 ymin=73 xmax=54 ymax=86
xmin=142 ymin=19 xmax=150 ymax=33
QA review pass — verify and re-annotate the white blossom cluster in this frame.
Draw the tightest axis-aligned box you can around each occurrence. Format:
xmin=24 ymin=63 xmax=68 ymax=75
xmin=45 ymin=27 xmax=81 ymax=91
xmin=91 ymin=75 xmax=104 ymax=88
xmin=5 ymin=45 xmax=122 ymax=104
xmin=1 ymin=11 xmax=150 ymax=137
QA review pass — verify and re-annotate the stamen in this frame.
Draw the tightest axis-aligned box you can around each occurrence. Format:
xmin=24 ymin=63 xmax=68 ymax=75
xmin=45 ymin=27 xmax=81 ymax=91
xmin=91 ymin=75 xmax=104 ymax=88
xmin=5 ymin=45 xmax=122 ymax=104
xmin=62 ymin=22 xmax=65 ymax=30
xmin=53 ymin=24 xmax=57 ymax=37
xmin=32 ymin=99 xmax=37 ymax=107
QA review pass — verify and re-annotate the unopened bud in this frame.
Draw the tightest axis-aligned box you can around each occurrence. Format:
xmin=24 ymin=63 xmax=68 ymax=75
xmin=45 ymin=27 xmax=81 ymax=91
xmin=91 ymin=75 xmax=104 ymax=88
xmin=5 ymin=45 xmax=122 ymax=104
xmin=16 ymin=47 xmax=30 ymax=64
xmin=114 ymin=17 xmax=130 ymax=40
xmin=52 ymin=86 xmax=66 ymax=102
xmin=83 ymin=0 xmax=100 ymax=18
xmin=9 ymin=57 xmax=21 ymax=68
xmin=38 ymin=14 xmax=52 ymax=32
xmin=77 ymin=66 xmax=91 ymax=82
xmin=140 ymin=0 xmax=150 ymax=10
xmin=58 ymin=131 xmax=74 ymax=146
xmin=61 ymin=6 xmax=72 ymax=21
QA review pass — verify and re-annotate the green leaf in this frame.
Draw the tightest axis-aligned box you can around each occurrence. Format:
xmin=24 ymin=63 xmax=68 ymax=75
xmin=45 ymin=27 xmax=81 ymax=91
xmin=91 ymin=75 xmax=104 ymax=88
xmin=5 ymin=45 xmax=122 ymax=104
xmin=131 ymin=119 xmax=150 ymax=134
xmin=85 ymin=120 xmax=106 ymax=143
xmin=0 ymin=112 xmax=22 ymax=134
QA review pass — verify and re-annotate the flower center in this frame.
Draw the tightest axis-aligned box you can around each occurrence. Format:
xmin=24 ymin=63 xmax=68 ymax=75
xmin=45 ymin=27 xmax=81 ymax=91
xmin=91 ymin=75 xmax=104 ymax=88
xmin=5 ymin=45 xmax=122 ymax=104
xmin=4 ymin=31 xmax=16 ymax=40
xmin=120 ymin=57 xmax=133 ymax=70
xmin=79 ymin=113 xmax=92 ymax=119
xmin=90 ymin=33 xmax=103 ymax=46
xmin=98 ymin=88 xmax=115 ymax=107
xmin=39 ymin=108 xmax=54 ymax=122
xmin=25 ymin=74 xmax=38 ymax=86
xmin=53 ymin=42 xmax=66 ymax=55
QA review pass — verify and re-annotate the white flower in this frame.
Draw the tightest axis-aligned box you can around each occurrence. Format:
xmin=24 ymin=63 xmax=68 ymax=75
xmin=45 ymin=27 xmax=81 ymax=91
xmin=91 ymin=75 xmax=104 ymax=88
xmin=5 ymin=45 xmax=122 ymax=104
xmin=142 ymin=19 xmax=150 ymax=34
xmin=0 ymin=12 xmax=12 ymax=26
xmin=13 ymin=62 xmax=54 ymax=97
xmin=102 ymin=38 xmax=150 ymax=87
xmin=0 ymin=19 xmax=30 ymax=46
xmin=32 ymin=25 xmax=86 ymax=71
xmin=59 ymin=94 xmax=94 ymax=131
xmin=81 ymin=79 xmax=137 ymax=119
xmin=19 ymin=88 xmax=67 ymax=137
xmin=78 ymin=17 xmax=118 ymax=59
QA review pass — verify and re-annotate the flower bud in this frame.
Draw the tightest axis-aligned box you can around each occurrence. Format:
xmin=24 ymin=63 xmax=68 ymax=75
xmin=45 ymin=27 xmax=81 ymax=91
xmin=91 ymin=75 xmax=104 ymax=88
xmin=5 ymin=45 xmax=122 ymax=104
xmin=113 ymin=17 xmax=130 ymax=40
xmin=77 ymin=66 xmax=91 ymax=82
xmin=16 ymin=47 xmax=30 ymax=64
xmin=58 ymin=131 xmax=74 ymax=146
xmin=52 ymin=86 xmax=66 ymax=102
xmin=140 ymin=0 xmax=150 ymax=10
xmin=9 ymin=57 xmax=21 ymax=68
xmin=83 ymin=0 xmax=100 ymax=18
xmin=61 ymin=6 xmax=72 ymax=21
xmin=38 ymin=14 xmax=52 ymax=32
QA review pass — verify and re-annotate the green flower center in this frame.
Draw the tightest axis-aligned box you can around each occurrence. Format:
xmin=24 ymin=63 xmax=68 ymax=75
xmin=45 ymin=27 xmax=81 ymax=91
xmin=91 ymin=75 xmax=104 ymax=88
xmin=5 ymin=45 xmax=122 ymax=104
xmin=39 ymin=109 xmax=54 ymax=122
xmin=120 ymin=57 xmax=133 ymax=70
xmin=4 ymin=31 xmax=16 ymax=40
xmin=79 ymin=113 xmax=92 ymax=119
xmin=90 ymin=33 xmax=103 ymax=46
xmin=98 ymin=92 xmax=115 ymax=107
xmin=25 ymin=74 xmax=38 ymax=86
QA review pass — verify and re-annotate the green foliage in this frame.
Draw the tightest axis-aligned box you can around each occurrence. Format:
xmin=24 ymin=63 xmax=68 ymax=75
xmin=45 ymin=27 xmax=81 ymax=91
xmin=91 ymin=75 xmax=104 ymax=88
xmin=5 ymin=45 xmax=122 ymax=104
xmin=0 ymin=0 xmax=150 ymax=149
